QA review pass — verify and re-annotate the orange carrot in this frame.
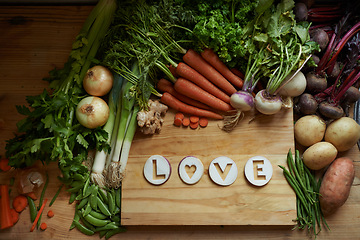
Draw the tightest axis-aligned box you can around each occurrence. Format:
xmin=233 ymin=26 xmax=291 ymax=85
xmin=174 ymin=117 xmax=183 ymax=127
xmin=10 ymin=208 xmax=19 ymax=224
xmin=183 ymin=49 xmax=237 ymax=95
xmin=190 ymin=121 xmax=199 ymax=129
xmin=27 ymin=192 xmax=37 ymax=200
xmin=30 ymin=198 xmax=47 ymax=232
xmin=157 ymin=78 xmax=212 ymax=110
xmin=12 ymin=195 xmax=28 ymax=213
xmin=174 ymin=78 xmax=233 ymax=112
xmin=175 ymin=112 xmax=184 ymax=120
xmin=190 ymin=116 xmax=199 ymax=123
xmin=40 ymin=222 xmax=47 ymax=231
xmin=47 ymin=210 xmax=54 ymax=218
xmin=0 ymin=158 xmax=11 ymax=172
xmin=182 ymin=117 xmax=190 ymax=127
xmin=199 ymin=117 xmax=209 ymax=128
xmin=167 ymin=65 xmax=179 ymax=78
xmin=231 ymin=68 xmax=245 ymax=79
xmin=201 ymin=48 xmax=244 ymax=89
xmin=175 ymin=62 xmax=231 ymax=103
xmin=160 ymin=92 xmax=223 ymax=120
xmin=0 ymin=185 xmax=14 ymax=229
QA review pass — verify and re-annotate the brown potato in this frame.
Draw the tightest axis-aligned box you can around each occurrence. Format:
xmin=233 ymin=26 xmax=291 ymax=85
xmin=294 ymin=115 xmax=326 ymax=147
xmin=302 ymin=142 xmax=337 ymax=170
xmin=319 ymin=157 xmax=355 ymax=216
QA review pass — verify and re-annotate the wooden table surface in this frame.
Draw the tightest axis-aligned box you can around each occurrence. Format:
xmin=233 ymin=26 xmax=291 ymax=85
xmin=0 ymin=5 xmax=359 ymax=240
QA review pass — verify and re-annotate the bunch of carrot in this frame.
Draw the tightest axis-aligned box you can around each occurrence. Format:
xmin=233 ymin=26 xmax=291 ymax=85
xmin=158 ymin=48 xmax=244 ymax=122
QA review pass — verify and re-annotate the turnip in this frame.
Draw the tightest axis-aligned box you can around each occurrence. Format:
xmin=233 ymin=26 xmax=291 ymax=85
xmin=277 ymin=71 xmax=307 ymax=97
xmin=76 ymin=96 xmax=110 ymax=129
xmin=254 ymin=90 xmax=282 ymax=115
xmin=324 ymin=117 xmax=360 ymax=152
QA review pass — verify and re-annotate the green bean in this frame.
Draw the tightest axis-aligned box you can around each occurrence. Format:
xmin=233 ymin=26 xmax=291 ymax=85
xmin=83 ymin=212 xmax=110 ymax=227
xmin=73 ymin=221 xmax=95 ymax=236
xmin=90 ymin=210 xmax=107 ymax=220
xmin=105 ymin=227 xmax=127 ymax=239
xmin=27 ymin=196 xmax=37 ymax=222
xmin=38 ymin=173 xmax=49 ymax=210
xmin=49 ymin=184 xmax=64 ymax=207
xmin=69 ymin=192 xmax=77 ymax=204
xmin=9 ymin=177 xmax=15 ymax=186
xmin=97 ymin=196 xmax=112 ymax=216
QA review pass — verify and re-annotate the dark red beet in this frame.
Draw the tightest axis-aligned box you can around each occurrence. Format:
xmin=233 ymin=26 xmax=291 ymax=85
xmin=306 ymin=72 xmax=327 ymax=93
xmin=310 ymin=29 xmax=329 ymax=52
xmin=318 ymin=102 xmax=344 ymax=119
xmin=294 ymin=3 xmax=308 ymax=22
xmin=298 ymin=93 xmax=318 ymax=115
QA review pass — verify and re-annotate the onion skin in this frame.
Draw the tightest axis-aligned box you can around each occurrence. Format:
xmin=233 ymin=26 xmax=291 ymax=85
xmin=76 ymin=96 xmax=110 ymax=129
xmin=83 ymin=65 xmax=114 ymax=96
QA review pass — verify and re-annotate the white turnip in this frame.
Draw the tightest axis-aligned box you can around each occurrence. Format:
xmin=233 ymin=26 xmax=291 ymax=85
xmin=278 ymin=71 xmax=307 ymax=97
xmin=254 ymin=90 xmax=282 ymax=115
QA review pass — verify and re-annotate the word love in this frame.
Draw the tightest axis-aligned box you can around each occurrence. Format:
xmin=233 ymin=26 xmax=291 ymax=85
xmin=143 ymin=155 xmax=273 ymax=187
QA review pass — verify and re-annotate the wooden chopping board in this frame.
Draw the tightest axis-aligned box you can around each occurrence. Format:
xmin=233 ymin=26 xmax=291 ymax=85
xmin=122 ymin=108 xmax=297 ymax=226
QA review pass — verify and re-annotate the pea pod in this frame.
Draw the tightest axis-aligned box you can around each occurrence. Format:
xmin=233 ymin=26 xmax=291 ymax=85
xmin=105 ymin=227 xmax=127 ymax=239
xmin=84 ymin=184 xmax=95 ymax=199
xmin=98 ymin=188 xmax=108 ymax=204
xmin=83 ymin=177 xmax=90 ymax=195
xmin=83 ymin=202 xmax=92 ymax=217
xmin=27 ymin=196 xmax=37 ymax=222
xmin=83 ymin=212 xmax=110 ymax=227
xmin=107 ymin=190 xmax=115 ymax=215
xmin=69 ymin=192 xmax=77 ymax=204
xmin=97 ymin=196 xmax=112 ymax=216
xmin=115 ymin=188 xmax=121 ymax=209
xmin=70 ymin=210 xmax=81 ymax=230
xmin=73 ymin=173 xmax=85 ymax=182
xmin=77 ymin=197 xmax=88 ymax=210
xmin=89 ymin=210 xmax=107 ymax=220
xmin=73 ymin=220 xmax=95 ymax=236
xmin=75 ymin=189 xmax=83 ymax=201
xmin=94 ymin=222 xmax=119 ymax=232
xmin=89 ymin=185 xmax=99 ymax=211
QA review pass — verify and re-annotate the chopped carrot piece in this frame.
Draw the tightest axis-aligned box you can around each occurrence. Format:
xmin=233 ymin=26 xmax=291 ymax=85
xmin=10 ymin=208 xmax=19 ymax=224
xmin=190 ymin=116 xmax=199 ymax=123
xmin=182 ymin=117 xmax=190 ymax=127
xmin=0 ymin=158 xmax=11 ymax=172
xmin=47 ymin=210 xmax=54 ymax=218
xmin=199 ymin=117 xmax=209 ymax=128
xmin=40 ymin=222 xmax=47 ymax=231
xmin=190 ymin=121 xmax=199 ymax=129
xmin=27 ymin=192 xmax=37 ymax=200
xmin=175 ymin=112 xmax=184 ymax=120
xmin=174 ymin=117 xmax=183 ymax=127
xmin=12 ymin=195 xmax=28 ymax=213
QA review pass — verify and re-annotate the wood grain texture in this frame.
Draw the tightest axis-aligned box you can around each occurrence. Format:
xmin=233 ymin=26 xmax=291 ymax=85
xmin=122 ymin=109 xmax=296 ymax=225
xmin=0 ymin=5 xmax=359 ymax=240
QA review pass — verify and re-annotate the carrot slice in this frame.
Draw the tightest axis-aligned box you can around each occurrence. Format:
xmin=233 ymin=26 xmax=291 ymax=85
xmin=175 ymin=112 xmax=184 ymax=120
xmin=12 ymin=195 xmax=28 ymax=213
xmin=190 ymin=116 xmax=199 ymax=123
xmin=199 ymin=117 xmax=209 ymax=128
xmin=190 ymin=121 xmax=199 ymax=129
xmin=47 ymin=210 xmax=54 ymax=218
xmin=10 ymin=208 xmax=19 ymax=224
xmin=0 ymin=158 xmax=11 ymax=172
xmin=40 ymin=222 xmax=47 ymax=231
xmin=182 ymin=117 xmax=190 ymax=127
xmin=27 ymin=192 xmax=37 ymax=200
xmin=174 ymin=117 xmax=183 ymax=127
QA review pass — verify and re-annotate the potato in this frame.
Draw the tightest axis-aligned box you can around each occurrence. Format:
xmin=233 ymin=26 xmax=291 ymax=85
xmin=319 ymin=157 xmax=355 ymax=216
xmin=294 ymin=115 xmax=326 ymax=147
xmin=302 ymin=142 xmax=337 ymax=170
xmin=324 ymin=117 xmax=360 ymax=152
